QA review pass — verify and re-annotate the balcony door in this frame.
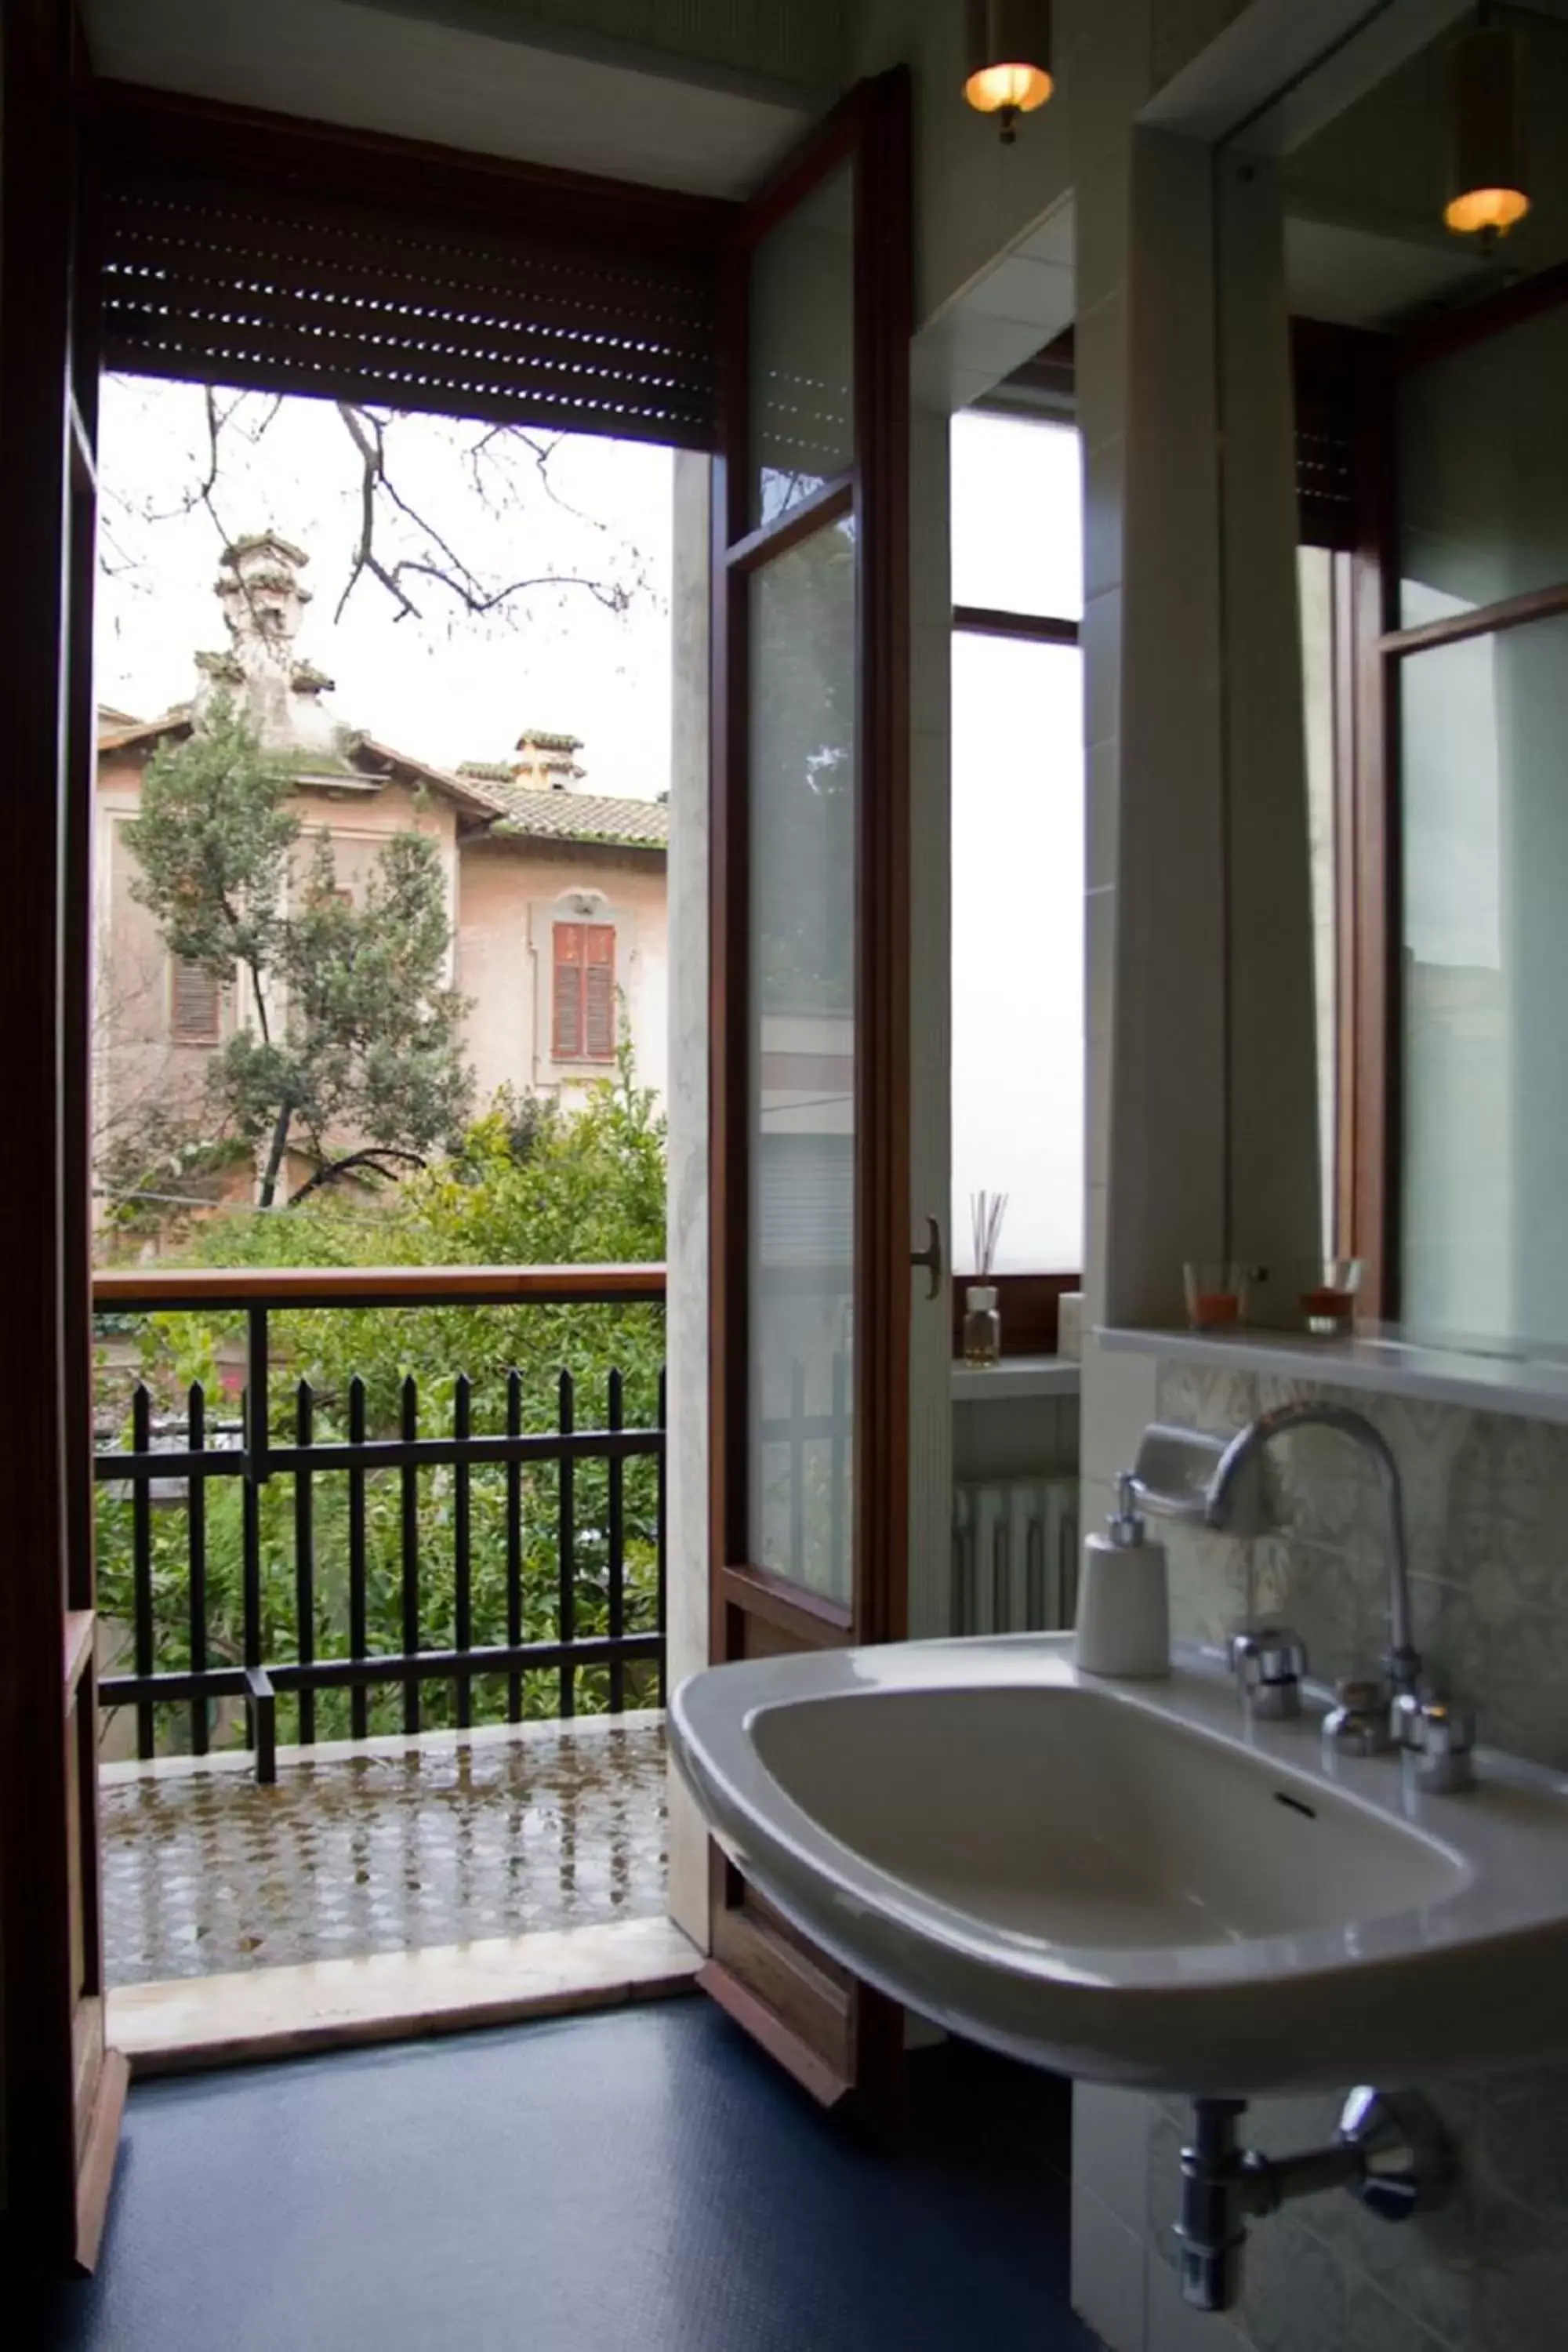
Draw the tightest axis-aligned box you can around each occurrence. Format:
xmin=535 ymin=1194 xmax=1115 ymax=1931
xmin=702 ymin=71 xmax=913 ymax=2105
xmin=0 ymin=0 xmax=127 ymax=2271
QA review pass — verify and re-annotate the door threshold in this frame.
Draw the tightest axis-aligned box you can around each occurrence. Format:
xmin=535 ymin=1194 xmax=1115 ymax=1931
xmin=110 ymin=1915 xmax=702 ymax=2076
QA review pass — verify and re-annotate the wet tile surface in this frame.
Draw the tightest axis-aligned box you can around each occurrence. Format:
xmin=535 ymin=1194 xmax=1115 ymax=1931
xmin=100 ymin=1720 xmax=668 ymax=1986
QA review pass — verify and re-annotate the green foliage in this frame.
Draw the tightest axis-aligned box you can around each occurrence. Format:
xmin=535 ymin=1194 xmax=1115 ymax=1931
xmin=126 ymin=696 xmax=472 ymax=1204
xmin=96 ymin=1051 xmax=667 ymax=1750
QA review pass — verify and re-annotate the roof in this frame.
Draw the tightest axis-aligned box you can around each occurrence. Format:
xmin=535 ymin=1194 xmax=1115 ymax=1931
xmin=94 ymin=713 xmax=662 ymax=848
xmin=485 ymin=779 xmax=668 ymax=850
xmin=95 ymin=710 xmax=506 ymax=823
xmin=515 ymin=729 xmax=583 ymax=753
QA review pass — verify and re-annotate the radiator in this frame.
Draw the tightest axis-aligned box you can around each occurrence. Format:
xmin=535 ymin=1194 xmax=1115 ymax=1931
xmin=951 ymin=1477 xmax=1080 ymax=1637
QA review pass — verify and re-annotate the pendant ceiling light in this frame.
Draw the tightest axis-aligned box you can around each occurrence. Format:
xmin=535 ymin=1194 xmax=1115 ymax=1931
xmin=1443 ymin=16 xmax=1530 ymax=242
xmin=964 ymin=0 xmax=1054 ymax=144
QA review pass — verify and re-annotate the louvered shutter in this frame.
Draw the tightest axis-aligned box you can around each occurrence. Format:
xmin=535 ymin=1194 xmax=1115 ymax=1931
xmin=99 ymin=86 xmax=727 ymax=452
xmin=172 ymin=956 xmax=221 ymax=1042
xmin=553 ymin=924 xmax=584 ymax=1060
xmin=584 ymin=926 xmax=616 ymax=1062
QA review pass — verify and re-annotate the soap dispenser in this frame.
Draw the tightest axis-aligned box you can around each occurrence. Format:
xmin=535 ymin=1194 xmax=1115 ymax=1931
xmin=1074 ymin=1472 xmax=1170 ymax=1679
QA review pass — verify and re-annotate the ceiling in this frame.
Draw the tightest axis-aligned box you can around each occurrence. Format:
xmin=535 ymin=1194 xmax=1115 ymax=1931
xmin=81 ymin=0 xmax=817 ymax=198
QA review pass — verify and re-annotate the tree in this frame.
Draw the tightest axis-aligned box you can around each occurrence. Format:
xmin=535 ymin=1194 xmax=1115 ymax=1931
xmin=95 ymin=1053 xmax=669 ymax=1746
xmin=127 ymin=695 xmax=472 ymax=1205
xmin=102 ymin=384 xmax=655 ymax=633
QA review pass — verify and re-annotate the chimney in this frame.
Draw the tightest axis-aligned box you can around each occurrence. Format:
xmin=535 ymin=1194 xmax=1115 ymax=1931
xmin=512 ymin=728 xmax=585 ymax=793
xmin=195 ymin=533 xmax=337 ymax=757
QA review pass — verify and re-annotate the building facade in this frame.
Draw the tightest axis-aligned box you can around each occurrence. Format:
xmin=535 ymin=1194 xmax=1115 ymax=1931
xmin=93 ymin=533 xmax=667 ymax=1212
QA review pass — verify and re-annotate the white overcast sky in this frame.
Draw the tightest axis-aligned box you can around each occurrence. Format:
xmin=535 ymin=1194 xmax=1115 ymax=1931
xmin=96 ymin=376 xmax=674 ymax=801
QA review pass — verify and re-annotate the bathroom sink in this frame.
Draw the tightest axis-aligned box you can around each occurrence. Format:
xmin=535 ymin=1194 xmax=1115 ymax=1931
xmin=670 ymin=1637 xmax=1568 ymax=2093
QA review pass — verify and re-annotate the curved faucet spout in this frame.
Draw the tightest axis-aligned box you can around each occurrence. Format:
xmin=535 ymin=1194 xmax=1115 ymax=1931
xmin=1204 ymin=1402 xmax=1419 ymax=1699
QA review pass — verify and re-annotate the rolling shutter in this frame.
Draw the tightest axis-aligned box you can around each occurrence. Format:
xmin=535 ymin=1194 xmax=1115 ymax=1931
xmin=98 ymin=84 xmax=730 ymax=452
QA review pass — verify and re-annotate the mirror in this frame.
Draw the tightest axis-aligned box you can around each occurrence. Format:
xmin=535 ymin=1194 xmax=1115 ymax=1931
xmin=1214 ymin=0 xmax=1568 ymax=1352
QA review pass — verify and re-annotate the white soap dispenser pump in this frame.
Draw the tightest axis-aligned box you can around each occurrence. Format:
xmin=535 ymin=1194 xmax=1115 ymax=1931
xmin=1074 ymin=1471 xmax=1171 ymax=1679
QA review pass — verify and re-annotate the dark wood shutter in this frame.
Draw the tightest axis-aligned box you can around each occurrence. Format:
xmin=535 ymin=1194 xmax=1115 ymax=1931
xmin=98 ymin=83 xmax=731 ymax=452
xmin=552 ymin=922 xmax=615 ymax=1061
xmin=171 ymin=956 xmax=220 ymax=1042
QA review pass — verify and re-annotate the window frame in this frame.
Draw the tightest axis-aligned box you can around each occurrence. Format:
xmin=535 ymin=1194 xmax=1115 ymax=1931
xmin=949 ymin=408 xmax=1084 ymax=1338
xmin=1330 ymin=271 xmax=1568 ymax=1323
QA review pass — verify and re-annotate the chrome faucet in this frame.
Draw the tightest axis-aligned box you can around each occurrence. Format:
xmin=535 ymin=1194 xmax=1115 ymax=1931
xmin=1204 ymin=1403 xmax=1425 ymax=1748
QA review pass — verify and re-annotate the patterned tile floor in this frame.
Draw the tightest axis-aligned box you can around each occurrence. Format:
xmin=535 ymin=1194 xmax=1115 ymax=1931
xmin=100 ymin=1718 xmax=669 ymax=1987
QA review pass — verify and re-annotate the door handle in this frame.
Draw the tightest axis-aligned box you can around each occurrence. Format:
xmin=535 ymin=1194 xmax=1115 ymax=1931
xmin=911 ymin=1214 xmax=943 ymax=1303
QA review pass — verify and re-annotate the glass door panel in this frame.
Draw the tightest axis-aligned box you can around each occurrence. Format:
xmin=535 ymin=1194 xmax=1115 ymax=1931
xmin=748 ymin=515 xmax=858 ymax=1602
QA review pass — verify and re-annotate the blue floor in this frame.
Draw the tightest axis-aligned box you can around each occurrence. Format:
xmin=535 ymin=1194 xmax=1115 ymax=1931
xmin=30 ymin=1999 xmax=1094 ymax=2350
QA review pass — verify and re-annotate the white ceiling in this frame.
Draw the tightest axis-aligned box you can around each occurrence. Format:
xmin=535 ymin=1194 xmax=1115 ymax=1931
xmin=82 ymin=0 xmax=814 ymax=198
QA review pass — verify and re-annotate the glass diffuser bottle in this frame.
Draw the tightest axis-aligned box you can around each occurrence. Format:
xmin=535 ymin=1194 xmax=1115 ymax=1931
xmin=963 ymin=1190 xmax=1008 ymax=1367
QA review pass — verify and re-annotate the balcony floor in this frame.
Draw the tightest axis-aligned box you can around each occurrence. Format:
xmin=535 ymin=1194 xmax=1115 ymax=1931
xmin=100 ymin=1713 xmax=669 ymax=1987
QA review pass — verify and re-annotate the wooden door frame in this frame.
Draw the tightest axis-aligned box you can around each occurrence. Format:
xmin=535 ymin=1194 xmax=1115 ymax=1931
xmin=707 ymin=68 xmax=912 ymax=1661
xmin=0 ymin=0 xmax=126 ymax=2274
xmin=702 ymin=69 xmax=911 ymax=2109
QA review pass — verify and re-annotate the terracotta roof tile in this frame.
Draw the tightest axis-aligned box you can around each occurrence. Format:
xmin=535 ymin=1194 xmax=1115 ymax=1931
xmin=486 ymin=782 xmax=668 ymax=848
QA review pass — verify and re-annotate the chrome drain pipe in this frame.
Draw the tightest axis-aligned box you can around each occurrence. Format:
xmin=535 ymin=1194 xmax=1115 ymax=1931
xmin=1175 ymin=2088 xmax=1455 ymax=2312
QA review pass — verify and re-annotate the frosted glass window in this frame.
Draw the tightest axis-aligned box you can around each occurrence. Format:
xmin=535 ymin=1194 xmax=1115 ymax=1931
xmin=950 ymin=636 xmax=1083 ymax=1272
xmin=1400 ymin=617 xmax=1568 ymax=1346
xmin=951 ymin=412 xmax=1083 ymax=619
xmin=950 ymin=408 xmax=1084 ymax=1274
xmin=747 ymin=517 xmax=857 ymax=1598
xmin=750 ymin=162 xmax=855 ymax=530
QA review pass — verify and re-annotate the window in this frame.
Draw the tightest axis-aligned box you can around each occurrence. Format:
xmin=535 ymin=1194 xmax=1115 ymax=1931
xmin=170 ymin=956 xmax=221 ymax=1044
xmin=950 ymin=409 xmax=1083 ymax=1281
xmin=552 ymin=921 xmax=616 ymax=1062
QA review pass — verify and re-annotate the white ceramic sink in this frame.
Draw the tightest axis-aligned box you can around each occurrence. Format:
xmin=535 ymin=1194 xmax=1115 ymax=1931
xmin=670 ymin=1636 xmax=1568 ymax=2093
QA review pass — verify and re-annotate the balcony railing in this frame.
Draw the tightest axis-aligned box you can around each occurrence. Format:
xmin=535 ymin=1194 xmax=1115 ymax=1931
xmin=91 ymin=1264 xmax=666 ymax=1783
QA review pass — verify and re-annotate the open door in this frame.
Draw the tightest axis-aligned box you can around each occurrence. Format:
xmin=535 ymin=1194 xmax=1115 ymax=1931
xmin=702 ymin=70 xmax=913 ymax=2107
xmin=0 ymin=0 xmax=126 ymax=2271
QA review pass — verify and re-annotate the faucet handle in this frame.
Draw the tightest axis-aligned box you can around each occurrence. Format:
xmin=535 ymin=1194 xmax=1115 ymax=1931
xmin=1323 ymin=1675 xmax=1396 ymax=1756
xmin=1409 ymin=1698 xmax=1477 ymax=1795
xmin=1228 ymin=1624 xmax=1307 ymax=1721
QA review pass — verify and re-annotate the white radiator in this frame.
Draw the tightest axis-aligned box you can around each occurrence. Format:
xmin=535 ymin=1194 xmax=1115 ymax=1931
xmin=951 ymin=1478 xmax=1080 ymax=1636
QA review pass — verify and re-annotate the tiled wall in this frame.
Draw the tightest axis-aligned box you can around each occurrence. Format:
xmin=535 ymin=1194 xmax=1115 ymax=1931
xmin=1073 ymin=1356 xmax=1568 ymax=2352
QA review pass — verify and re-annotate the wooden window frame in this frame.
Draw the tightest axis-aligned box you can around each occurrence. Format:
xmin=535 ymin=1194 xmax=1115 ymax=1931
xmin=1334 ymin=271 xmax=1568 ymax=1323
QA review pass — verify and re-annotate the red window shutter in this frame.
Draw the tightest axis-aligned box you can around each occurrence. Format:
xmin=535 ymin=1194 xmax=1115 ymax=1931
xmin=585 ymin=925 xmax=616 ymax=1062
xmin=171 ymin=956 xmax=221 ymax=1043
xmin=553 ymin=923 xmax=584 ymax=1059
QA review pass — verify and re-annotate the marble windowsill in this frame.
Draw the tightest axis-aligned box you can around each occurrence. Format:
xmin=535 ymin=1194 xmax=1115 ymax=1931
xmin=1098 ymin=1324 xmax=1568 ymax=1426
xmin=951 ymin=1354 xmax=1081 ymax=1403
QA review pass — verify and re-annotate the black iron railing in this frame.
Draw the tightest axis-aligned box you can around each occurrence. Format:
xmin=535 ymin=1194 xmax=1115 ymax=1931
xmin=92 ymin=1265 xmax=666 ymax=1782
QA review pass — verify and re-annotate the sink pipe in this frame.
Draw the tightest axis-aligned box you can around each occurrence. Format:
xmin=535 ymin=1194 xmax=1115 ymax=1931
xmin=1176 ymin=2089 xmax=1454 ymax=2311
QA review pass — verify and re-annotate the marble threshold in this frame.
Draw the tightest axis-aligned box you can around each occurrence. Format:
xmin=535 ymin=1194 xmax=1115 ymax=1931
xmin=111 ymin=1914 xmax=703 ymax=2076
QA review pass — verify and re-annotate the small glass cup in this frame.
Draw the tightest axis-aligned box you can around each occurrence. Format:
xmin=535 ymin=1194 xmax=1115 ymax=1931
xmin=1184 ymin=1261 xmax=1246 ymax=1331
xmin=1298 ymin=1257 xmax=1362 ymax=1336
xmin=962 ymin=1283 xmax=1002 ymax=1367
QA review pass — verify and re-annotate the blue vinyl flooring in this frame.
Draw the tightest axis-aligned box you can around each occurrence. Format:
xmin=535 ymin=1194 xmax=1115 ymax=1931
xmin=28 ymin=1998 xmax=1096 ymax=2350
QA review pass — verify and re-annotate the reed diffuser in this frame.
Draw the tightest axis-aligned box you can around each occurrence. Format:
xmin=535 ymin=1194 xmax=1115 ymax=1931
xmin=962 ymin=1191 xmax=1008 ymax=1367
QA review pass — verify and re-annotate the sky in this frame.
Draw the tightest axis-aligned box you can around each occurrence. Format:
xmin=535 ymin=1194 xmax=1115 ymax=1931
xmin=96 ymin=376 xmax=674 ymax=801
